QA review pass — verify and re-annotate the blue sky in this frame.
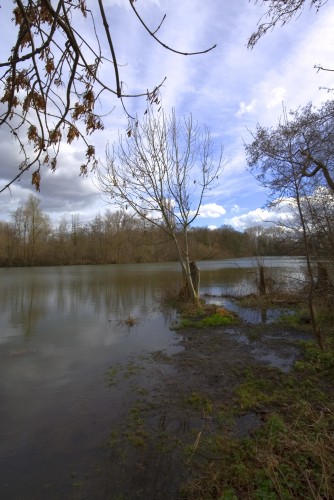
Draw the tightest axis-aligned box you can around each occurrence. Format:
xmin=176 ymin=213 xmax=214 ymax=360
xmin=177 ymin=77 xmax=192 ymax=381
xmin=0 ymin=0 xmax=334 ymax=230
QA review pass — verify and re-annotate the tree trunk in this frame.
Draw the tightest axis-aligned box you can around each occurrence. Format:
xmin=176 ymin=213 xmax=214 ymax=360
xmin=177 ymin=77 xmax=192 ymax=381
xmin=258 ymin=265 xmax=267 ymax=296
xmin=190 ymin=261 xmax=200 ymax=297
xmin=179 ymin=260 xmax=200 ymax=303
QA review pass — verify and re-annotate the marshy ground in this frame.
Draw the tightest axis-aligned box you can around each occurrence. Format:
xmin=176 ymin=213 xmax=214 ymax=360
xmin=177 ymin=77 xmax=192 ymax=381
xmin=69 ymin=305 xmax=334 ymax=500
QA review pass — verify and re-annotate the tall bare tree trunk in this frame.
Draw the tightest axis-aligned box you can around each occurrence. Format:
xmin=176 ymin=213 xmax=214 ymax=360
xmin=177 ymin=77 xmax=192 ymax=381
xmin=296 ymin=189 xmax=324 ymax=350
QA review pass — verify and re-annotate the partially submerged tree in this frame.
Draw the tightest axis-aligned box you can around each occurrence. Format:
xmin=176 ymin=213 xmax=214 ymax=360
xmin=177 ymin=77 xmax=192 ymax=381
xmin=0 ymin=1 xmax=216 ymax=192
xmin=245 ymin=102 xmax=334 ymax=349
xmin=97 ymin=110 xmax=225 ymax=304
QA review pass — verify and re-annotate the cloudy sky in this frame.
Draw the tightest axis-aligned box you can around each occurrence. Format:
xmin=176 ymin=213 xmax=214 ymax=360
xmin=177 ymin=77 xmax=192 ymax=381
xmin=1 ymin=0 xmax=334 ymax=230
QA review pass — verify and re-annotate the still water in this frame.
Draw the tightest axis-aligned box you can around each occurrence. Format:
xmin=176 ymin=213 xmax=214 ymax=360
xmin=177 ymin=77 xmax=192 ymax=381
xmin=0 ymin=257 xmax=305 ymax=498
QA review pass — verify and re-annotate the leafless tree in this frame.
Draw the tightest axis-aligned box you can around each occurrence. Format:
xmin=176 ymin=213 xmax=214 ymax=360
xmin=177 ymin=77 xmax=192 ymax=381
xmin=0 ymin=1 xmax=216 ymax=192
xmin=97 ymin=110 xmax=225 ymax=303
xmin=245 ymin=104 xmax=334 ymax=348
xmin=11 ymin=193 xmax=51 ymax=264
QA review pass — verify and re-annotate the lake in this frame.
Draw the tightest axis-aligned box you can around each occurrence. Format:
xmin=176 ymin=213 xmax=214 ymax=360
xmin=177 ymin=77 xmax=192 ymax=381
xmin=0 ymin=257 xmax=306 ymax=498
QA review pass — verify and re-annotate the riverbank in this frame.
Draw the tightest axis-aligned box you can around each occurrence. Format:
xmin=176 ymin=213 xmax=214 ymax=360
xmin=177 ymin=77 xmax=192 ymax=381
xmin=72 ymin=317 xmax=334 ymax=499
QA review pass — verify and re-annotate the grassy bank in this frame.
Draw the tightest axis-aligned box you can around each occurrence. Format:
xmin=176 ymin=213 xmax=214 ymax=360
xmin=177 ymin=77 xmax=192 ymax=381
xmin=181 ymin=340 xmax=334 ymax=499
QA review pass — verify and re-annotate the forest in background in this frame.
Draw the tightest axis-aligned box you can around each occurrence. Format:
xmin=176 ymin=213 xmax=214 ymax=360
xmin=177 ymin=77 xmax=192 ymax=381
xmin=0 ymin=195 xmax=302 ymax=267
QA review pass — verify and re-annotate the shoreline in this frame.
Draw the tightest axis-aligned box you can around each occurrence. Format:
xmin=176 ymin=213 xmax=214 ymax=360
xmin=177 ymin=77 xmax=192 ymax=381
xmin=72 ymin=320 xmax=329 ymax=499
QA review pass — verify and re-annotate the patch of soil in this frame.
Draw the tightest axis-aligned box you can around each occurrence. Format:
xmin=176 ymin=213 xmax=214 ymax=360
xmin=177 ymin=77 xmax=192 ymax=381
xmin=76 ymin=322 xmax=311 ymax=500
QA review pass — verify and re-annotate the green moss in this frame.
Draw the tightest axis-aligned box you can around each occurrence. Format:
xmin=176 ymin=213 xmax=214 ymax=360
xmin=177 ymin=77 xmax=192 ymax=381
xmin=175 ymin=311 xmax=236 ymax=330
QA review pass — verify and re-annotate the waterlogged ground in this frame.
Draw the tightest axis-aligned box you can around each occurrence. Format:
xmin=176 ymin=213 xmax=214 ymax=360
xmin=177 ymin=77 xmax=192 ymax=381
xmin=2 ymin=260 xmax=315 ymax=500
xmin=3 ymin=260 xmax=325 ymax=498
xmin=66 ymin=319 xmax=312 ymax=500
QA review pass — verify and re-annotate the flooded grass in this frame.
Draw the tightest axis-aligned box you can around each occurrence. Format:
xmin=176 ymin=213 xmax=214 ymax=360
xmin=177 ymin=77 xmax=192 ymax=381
xmin=4 ymin=259 xmax=332 ymax=499
xmin=175 ymin=313 xmax=235 ymax=329
xmin=117 ymin=315 xmax=140 ymax=327
xmin=105 ymin=359 xmax=143 ymax=386
xmin=99 ymin=320 xmax=334 ymax=499
xmin=180 ymin=342 xmax=334 ymax=499
xmin=184 ymin=392 xmax=214 ymax=415
xmin=97 ymin=286 xmax=334 ymax=499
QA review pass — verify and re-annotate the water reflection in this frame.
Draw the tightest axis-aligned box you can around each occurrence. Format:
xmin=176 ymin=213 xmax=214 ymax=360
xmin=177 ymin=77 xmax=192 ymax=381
xmin=0 ymin=258 xmax=306 ymax=498
xmin=0 ymin=264 xmax=180 ymax=342
xmin=0 ymin=258 xmax=306 ymax=340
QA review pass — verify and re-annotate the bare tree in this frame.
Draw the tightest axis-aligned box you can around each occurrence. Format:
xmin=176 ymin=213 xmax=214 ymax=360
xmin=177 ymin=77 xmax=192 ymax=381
xmin=0 ymin=1 xmax=216 ymax=192
xmin=97 ymin=110 xmax=225 ymax=304
xmin=11 ymin=194 xmax=51 ymax=265
xmin=245 ymin=105 xmax=334 ymax=349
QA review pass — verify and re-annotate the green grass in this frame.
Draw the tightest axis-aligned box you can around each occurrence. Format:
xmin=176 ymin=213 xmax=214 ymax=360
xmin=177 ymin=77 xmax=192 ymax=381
xmin=105 ymin=364 xmax=121 ymax=386
xmin=174 ymin=311 xmax=236 ymax=330
xmin=181 ymin=344 xmax=334 ymax=499
xmin=185 ymin=392 xmax=213 ymax=415
xmin=105 ymin=359 xmax=142 ymax=386
xmin=103 ymin=300 xmax=334 ymax=499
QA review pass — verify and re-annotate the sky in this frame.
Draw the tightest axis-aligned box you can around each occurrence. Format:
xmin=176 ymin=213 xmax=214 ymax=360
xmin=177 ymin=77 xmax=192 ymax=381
xmin=0 ymin=0 xmax=334 ymax=231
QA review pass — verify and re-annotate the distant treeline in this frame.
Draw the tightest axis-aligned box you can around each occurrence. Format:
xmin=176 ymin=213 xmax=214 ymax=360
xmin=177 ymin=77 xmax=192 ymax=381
xmin=0 ymin=195 xmax=301 ymax=267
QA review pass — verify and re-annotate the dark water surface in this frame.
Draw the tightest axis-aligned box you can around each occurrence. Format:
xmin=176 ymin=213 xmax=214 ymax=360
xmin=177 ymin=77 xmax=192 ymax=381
xmin=0 ymin=258 xmax=305 ymax=498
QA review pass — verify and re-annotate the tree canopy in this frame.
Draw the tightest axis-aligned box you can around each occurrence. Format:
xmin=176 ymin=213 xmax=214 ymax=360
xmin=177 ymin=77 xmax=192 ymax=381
xmin=245 ymin=101 xmax=334 ymax=197
xmin=0 ymin=1 xmax=216 ymax=192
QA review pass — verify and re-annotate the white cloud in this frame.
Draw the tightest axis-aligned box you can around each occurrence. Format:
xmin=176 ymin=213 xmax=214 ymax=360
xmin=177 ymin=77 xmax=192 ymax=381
xmin=225 ymin=207 xmax=294 ymax=231
xmin=1 ymin=0 xmax=334 ymax=227
xmin=266 ymin=87 xmax=287 ymax=109
xmin=196 ymin=203 xmax=227 ymax=218
xmin=236 ymin=99 xmax=257 ymax=117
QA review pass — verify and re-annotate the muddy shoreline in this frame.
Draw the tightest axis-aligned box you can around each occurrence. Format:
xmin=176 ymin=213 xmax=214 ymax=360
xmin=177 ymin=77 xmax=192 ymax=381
xmin=73 ymin=321 xmax=312 ymax=500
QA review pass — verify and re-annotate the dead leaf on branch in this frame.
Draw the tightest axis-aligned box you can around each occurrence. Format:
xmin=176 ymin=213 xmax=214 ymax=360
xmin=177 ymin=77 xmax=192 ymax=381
xmin=67 ymin=125 xmax=80 ymax=144
xmin=49 ymin=129 xmax=62 ymax=145
xmin=31 ymin=170 xmax=41 ymax=192
xmin=86 ymin=145 xmax=95 ymax=159
xmin=45 ymin=58 xmax=55 ymax=75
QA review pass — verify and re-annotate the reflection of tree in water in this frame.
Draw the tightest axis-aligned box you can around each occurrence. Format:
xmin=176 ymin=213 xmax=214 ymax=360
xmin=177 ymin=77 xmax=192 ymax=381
xmin=0 ymin=265 xmax=181 ymax=340
xmin=8 ymin=280 xmax=49 ymax=337
xmin=82 ymin=266 xmax=180 ymax=321
xmin=1 ymin=260 xmax=308 ymax=340
xmin=201 ymin=268 xmax=257 ymax=296
xmin=47 ymin=265 xmax=181 ymax=322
